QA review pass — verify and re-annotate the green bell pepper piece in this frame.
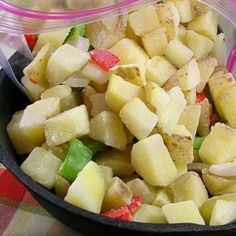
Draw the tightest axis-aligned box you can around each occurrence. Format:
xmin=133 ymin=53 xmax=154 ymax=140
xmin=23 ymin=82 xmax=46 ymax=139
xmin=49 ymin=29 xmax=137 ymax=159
xmin=193 ymin=136 xmax=206 ymax=150
xmin=81 ymin=138 xmax=106 ymax=157
xmin=64 ymin=25 xmax=85 ymax=44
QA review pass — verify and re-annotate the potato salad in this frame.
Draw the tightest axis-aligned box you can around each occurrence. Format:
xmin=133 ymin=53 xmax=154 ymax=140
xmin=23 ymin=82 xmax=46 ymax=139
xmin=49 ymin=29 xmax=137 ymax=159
xmin=7 ymin=0 xmax=236 ymax=226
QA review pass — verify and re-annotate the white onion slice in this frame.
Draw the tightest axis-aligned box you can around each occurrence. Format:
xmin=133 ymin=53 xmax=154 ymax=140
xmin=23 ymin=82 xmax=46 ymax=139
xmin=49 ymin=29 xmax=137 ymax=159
xmin=209 ymin=162 xmax=236 ymax=177
xmin=63 ymin=76 xmax=89 ymax=88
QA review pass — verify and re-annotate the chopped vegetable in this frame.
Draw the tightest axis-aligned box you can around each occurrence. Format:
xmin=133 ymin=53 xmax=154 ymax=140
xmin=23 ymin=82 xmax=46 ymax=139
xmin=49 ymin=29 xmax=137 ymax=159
xmin=59 ymin=139 xmax=93 ymax=182
xmin=196 ymin=92 xmax=206 ymax=104
xmin=193 ymin=136 xmax=206 ymax=150
xmin=101 ymin=206 xmax=133 ymax=221
xmin=81 ymin=138 xmax=106 ymax=157
xmin=127 ymin=196 xmax=143 ymax=213
xmin=90 ymin=49 xmax=120 ymax=72
xmin=64 ymin=26 xmax=85 ymax=44
xmin=25 ymin=34 xmax=37 ymax=50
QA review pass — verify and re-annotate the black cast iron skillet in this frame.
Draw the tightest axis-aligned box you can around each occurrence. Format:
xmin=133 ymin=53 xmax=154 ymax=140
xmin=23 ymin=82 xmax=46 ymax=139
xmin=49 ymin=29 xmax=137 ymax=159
xmin=0 ymin=52 xmax=236 ymax=236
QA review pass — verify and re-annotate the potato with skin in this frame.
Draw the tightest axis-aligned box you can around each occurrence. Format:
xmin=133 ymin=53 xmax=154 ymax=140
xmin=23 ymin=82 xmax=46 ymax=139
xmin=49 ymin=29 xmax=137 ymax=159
xmin=128 ymin=5 xmax=160 ymax=36
xmin=165 ymin=39 xmax=193 ymax=68
xmin=105 ymin=74 xmax=143 ymax=113
xmin=178 ymin=104 xmax=201 ymax=138
xmin=131 ymin=134 xmax=178 ymax=186
xmin=199 ymin=123 xmax=236 ymax=165
xmin=102 ymin=177 xmax=133 ymax=211
xmin=163 ymin=59 xmax=201 ymax=91
xmin=24 ymin=43 xmax=52 ymax=86
xmin=89 ymin=111 xmax=127 ymax=151
xmin=170 ymin=171 xmax=209 ymax=208
xmin=145 ymin=56 xmax=177 ymax=87
xmin=45 ymin=105 xmax=90 ymax=147
xmin=163 ymin=200 xmax=205 ymax=225
xmin=162 ymin=125 xmax=194 ymax=165
xmin=119 ymin=97 xmax=159 ymax=140
xmin=156 ymin=2 xmax=180 ymax=41
xmin=96 ymin=148 xmax=134 ymax=177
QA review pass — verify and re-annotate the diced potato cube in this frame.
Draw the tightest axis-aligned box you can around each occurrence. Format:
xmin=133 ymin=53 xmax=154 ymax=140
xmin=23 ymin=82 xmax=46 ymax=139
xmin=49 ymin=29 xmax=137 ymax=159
xmin=55 ymin=175 xmax=70 ymax=198
xmin=65 ymin=161 xmax=105 ymax=213
xmin=188 ymin=11 xmax=217 ymax=41
xmin=163 ymin=59 xmax=201 ymax=91
xmin=165 ymin=0 xmax=193 ymax=23
xmin=162 ymin=200 xmax=205 ymax=224
xmin=165 ymin=39 xmax=193 ymax=68
xmin=61 ymin=91 xmax=80 ymax=112
xmin=119 ymin=98 xmax=158 ymax=140
xmin=178 ymin=26 xmax=188 ymax=43
xmin=134 ymin=204 xmax=167 ymax=223
xmin=102 ymin=177 xmax=133 ymax=211
xmin=21 ymin=147 xmax=62 ymax=189
xmin=159 ymin=87 xmax=187 ymax=135
xmin=24 ymin=43 xmax=52 ymax=86
xmin=156 ymin=2 xmax=180 ymax=41
xmin=111 ymin=64 xmax=146 ymax=87
xmin=142 ymin=28 xmax=168 ymax=57
xmin=127 ymin=178 xmax=156 ymax=204
xmin=185 ymin=30 xmax=213 ymax=60
xmin=191 ymin=0 xmax=211 ymax=17
xmin=131 ymin=134 xmax=178 ymax=186
xmin=197 ymin=57 xmax=217 ymax=92
xmin=21 ymin=76 xmax=46 ymax=101
xmin=33 ymin=28 xmax=70 ymax=55
xmin=183 ymin=88 xmax=196 ymax=105
xmin=197 ymin=98 xmax=212 ymax=136
xmin=81 ymin=86 xmax=97 ymax=114
xmin=162 ymin=125 xmax=194 ymax=164
xmin=109 ymin=38 xmax=149 ymax=65
xmin=7 ymin=111 xmax=36 ymax=155
xmin=170 ymin=171 xmax=208 ymax=208
xmin=210 ymin=200 xmax=236 ymax=226
xmin=178 ymin=105 xmax=201 ymax=138
xmin=152 ymin=189 xmax=173 ymax=207
xmin=125 ymin=22 xmax=141 ymax=44
xmin=144 ymin=81 xmax=170 ymax=116
xmin=145 ymin=56 xmax=177 ymax=87
xmin=199 ymin=123 xmax=236 ymax=164
xmin=99 ymin=165 xmax=113 ymax=187
xmin=200 ymin=193 xmax=236 ymax=224
xmin=20 ymin=98 xmax=61 ymax=145
xmin=45 ymin=105 xmax=90 ymax=147
xmin=89 ymin=93 xmax=110 ymax=117
xmin=175 ymin=162 xmax=188 ymax=177
xmin=105 ymin=74 xmax=143 ymax=113
xmin=46 ymin=44 xmax=90 ymax=86
xmin=128 ymin=5 xmax=160 ymax=36
xmin=96 ymin=148 xmax=134 ymax=177
xmin=41 ymin=85 xmax=72 ymax=100
xmin=89 ymin=111 xmax=127 ymax=150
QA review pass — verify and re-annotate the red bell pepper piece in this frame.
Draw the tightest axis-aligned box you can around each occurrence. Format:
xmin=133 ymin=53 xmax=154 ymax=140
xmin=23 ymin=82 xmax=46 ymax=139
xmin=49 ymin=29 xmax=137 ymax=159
xmin=101 ymin=206 xmax=133 ymax=221
xmin=127 ymin=196 xmax=143 ymax=213
xmin=196 ymin=92 xmax=206 ymax=104
xmin=210 ymin=113 xmax=219 ymax=127
xmin=24 ymin=35 xmax=37 ymax=50
xmin=90 ymin=49 xmax=120 ymax=71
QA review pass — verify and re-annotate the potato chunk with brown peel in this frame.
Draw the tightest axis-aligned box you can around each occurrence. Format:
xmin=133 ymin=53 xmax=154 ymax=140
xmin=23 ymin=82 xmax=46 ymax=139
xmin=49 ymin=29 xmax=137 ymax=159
xmin=199 ymin=123 xmax=236 ymax=165
xmin=46 ymin=44 xmax=90 ymax=86
xmin=102 ymin=177 xmax=133 ymax=211
xmin=128 ymin=5 xmax=160 ymax=36
xmin=134 ymin=204 xmax=167 ymax=223
xmin=156 ymin=2 xmax=180 ymax=41
xmin=162 ymin=125 xmax=194 ymax=165
xmin=200 ymin=193 xmax=236 ymax=224
xmin=45 ymin=105 xmax=90 ymax=147
xmin=210 ymin=200 xmax=236 ymax=226
xmin=109 ymin=38 xmax=149 ymax=65
xmin=119 ymin=98 xmax=159 ymax=140
xmin=185 ymin=30 xmax=213 ymax=60
xmin=131 ymin=134 xmax=178 ymax=186
xmin=197 ymin=57 xmax=217 ymax=92
xmin=163 ymin=200 xmax=205 ymax=225
xmin=178 ymin=105 xmax=201 ymax=138
xmin=170 ymin=171 xmax=208 ymax=208
xmin=188 ymin=11 xmax=217 ymax=41
xmin=24 ymin=43 xmax=52 ymax=86
xmin=165 ymin=39 xmax=193 ymax=68
xmin=163 ymin=59 xmax=201 ymax=91
xmin=7 ymin=111 xmax=37 ymax=155
xmin=20 ymin=98 xmax=61 ymax=145
xmin=89 ymin=111 xmax=127 ymax=151
xmin=96 ymin=148 xmax=134 ymax=177
xmin=142 ymin=28 xmax=168 ymax=57
xmin=145 ymin=56 xmax=177 ymax=87
xmin=105 ymin=74 xmax=143 ymax=113
xmin=127 ymin=178 xmax=156 ymax=204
